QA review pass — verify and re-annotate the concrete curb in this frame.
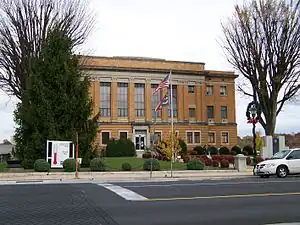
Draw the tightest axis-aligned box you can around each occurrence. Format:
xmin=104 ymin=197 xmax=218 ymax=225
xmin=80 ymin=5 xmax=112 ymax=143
xmin=0 ymin=170 xmax=253 ymax=181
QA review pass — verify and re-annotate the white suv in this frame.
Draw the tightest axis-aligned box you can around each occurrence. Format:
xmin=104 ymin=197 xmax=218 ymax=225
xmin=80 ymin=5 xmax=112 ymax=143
xmin=254 ymin=148 xmax=300 ymax=178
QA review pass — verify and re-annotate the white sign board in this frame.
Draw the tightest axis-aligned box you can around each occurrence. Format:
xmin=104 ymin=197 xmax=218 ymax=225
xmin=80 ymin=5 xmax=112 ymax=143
xmin=46 ymin=140 xmax=74 ymax=168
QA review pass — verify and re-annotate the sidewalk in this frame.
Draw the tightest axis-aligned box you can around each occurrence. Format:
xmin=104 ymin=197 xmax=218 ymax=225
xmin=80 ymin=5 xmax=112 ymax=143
xmin=0 ymin=169 xmax=253 ymax=182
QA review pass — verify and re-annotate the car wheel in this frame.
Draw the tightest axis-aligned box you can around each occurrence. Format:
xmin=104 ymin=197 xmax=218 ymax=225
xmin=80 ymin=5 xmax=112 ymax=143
xmin=276 ymin=165 xmax=288 ymax=178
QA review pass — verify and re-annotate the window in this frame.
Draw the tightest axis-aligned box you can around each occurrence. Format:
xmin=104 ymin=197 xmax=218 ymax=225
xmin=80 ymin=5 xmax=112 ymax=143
xmin=117 ymin=83 xmax=128 ymax=117
xmin=206 ymin=85 xmax=213 ymax=95
xmin=168 ymin=85 xmax=178 ymax=117
xmin=119 ymin=132 xmax=128 ymax=140
xmin=135 ymin=83 xmax=145 ymax=117
xmin=100 ymin=82 xmax=111 ymax=116
xmin=101 ymin=132 xmax=110 ymax=145
xmin=220 ymin=86 xmax=227 ymax=96
xmin=221 ymin=132 xmax=229 ymax=144
xmin=221 ymin=106 xmax=228 ymax=119
xmin=189 ymin=108 xmax=196 ymax=118
xmin=151 ymin=84 xmax=161 ymax=118
xmin=194 ymin=132 xmax=201 ymax=144
xmin=287 ymin=150 xmax=300 ymax=159
xmin=186 ymin=132 xmax=193 ymax=144
xmin=154 ymin=132 xmax=162 ymax=144
xmin=208 ymin=132 xmax=216 ymax=144
xmin=207 ymin=106 xmax=214 ymax=119
xmin=188 ymin=85 xmax=195 ymax=93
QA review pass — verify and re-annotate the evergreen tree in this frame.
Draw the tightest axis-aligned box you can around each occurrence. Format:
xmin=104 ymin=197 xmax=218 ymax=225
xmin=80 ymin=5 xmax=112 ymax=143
xmin=13 ymin=28 xmax=99 ymax=164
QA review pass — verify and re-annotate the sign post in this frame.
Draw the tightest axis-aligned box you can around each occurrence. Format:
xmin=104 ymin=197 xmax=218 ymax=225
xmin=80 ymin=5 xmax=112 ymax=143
xmin=75 ymin=132 xmax=79 ymax=179
xmin=46 ymin=140 xmax=74 ymax=169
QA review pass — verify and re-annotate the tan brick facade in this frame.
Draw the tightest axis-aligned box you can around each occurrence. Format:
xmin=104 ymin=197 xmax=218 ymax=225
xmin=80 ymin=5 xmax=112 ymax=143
xmin=81 ymin=56 xmax=238 ymax=151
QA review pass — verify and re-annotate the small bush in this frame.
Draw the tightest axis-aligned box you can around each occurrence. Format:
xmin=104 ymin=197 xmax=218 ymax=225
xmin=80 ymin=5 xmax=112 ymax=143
xmin=187 ymin=158 xmax=204 ymax=170
xmin=246 ymin=157 xmax=252 ymax=165
xmin=242 ymin=151 xmax=248 ymax=156
xmin=220 ymin=159 xmax=230 ymax=168
xmin=34 ymin=159 xmax=50 ymax=172
xmin=143 ymin=158 xmax=160 ymax=171
xmin=121 ymin=162 xmax=132 ymax=171
xmin=219 ymin=147 xmax=230 ymax=155
xmin=243 ymin=145 xmax=254 ymax=155
xmin=193 ymin=146 xmax=206 ymax=155
xmin=21 ymin=159 xmax=35 ymax=169
xmin=231 ymin=146 xmax=242 ymax=155
xmin=0 ymin=161 xmax=7 ymax=172
xmin=179 ymin=139 xmax=188 ymax=155
xmin=212 ymin=160 xmax=219 ymax=167
xmin=90 ymin=158 xmax=105 ymax=171
xmin=63 ymin=158 xmax=77 ymax=172
xmin=230 ymin=150 xmax=237 ymax=155
xmin=207 ymin=146 xmax=218 ymax=155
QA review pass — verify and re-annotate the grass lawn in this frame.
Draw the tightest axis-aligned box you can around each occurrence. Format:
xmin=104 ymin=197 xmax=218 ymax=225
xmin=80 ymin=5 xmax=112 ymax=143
xmin=101 ymin=157 xmax=187 ymax=171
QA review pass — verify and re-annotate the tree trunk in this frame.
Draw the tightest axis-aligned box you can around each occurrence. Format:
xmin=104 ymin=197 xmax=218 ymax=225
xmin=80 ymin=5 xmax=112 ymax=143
xmin=264 ymin=115 xmax=276 ymax=136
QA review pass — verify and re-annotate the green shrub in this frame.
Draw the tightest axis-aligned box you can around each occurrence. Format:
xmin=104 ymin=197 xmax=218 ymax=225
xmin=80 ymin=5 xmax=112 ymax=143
xmin=230 ymin=150 xmax=237 ymax=155
xmin=243 ymin=145 xmax=254 ymax=155
xmin=187 ymin=158 xmax=204 ymax=170
xmin=193 ymin=146 xmax=206 ymax=155
xmin=21 ymin=159 xmax=35 ymax=169
xmin=34 ymin=159 xmax=50 ymax=172
xmin=207 ymin=146 xmax=218 ymax=155
xmin=81 ymin=150 xmax=99 ymax=168
xmin=90 ymin=158 xmax=105 ymax=171
xmin=220 ymin=159 xmax=230 ymax=168
xmin=106 ymin=138 xmax=136 ymax=157
xmin=179 ymin=139 xmax=187 ymax=155
xmin=0 ymin=161 xmax=7 ymax=172
xmin=121 ymin=162 xmax=132 ymax=171
xmin=143 ymin=158 xmax=160 ymax=171
xmin=219 ymin=146 xmax=230 ymax=155
xmin=63 ymin=158 xmax=77 ymax=172
xmin=231 ymin=146 xmax=242 ymax=154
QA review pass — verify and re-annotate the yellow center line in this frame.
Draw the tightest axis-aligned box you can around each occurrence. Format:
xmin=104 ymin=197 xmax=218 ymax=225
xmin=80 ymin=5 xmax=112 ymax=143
xmin=147 ymin=192 xmax=300 ymax=201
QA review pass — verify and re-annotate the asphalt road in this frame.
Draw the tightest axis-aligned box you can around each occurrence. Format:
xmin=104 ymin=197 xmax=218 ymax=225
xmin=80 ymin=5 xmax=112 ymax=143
xmin=1 ymin=177 xmax=300 ymax=225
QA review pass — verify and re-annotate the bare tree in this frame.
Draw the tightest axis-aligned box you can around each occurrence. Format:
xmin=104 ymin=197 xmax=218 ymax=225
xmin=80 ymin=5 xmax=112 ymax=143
xmin=0 ymin=0 xmax=95 ymax=100
xmin=221 ymin=0 xmax=300 ymax=135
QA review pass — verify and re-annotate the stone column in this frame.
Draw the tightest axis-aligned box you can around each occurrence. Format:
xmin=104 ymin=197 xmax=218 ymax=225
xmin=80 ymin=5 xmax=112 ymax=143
xmin=145 ymin=80 xmax=152 ymax=122
xmin=128 ymin=80 xmax=135 ymax=122
xmin=177 ymin=84 xmax=184 ymax=121
xmin=183 ymin=84 xmax=189 ymax=121
xmin=111 ymin=79 xmax=118 ymax=121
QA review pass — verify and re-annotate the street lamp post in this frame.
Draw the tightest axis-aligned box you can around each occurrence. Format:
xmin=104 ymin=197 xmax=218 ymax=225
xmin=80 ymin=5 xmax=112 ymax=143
xmin=246 ymin=101 xmax=261 ymax=167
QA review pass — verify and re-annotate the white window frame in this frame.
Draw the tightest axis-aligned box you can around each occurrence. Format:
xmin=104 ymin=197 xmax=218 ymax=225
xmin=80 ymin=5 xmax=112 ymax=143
xmin=100 ymin=130 xmax=112 ymax=146
xmin=221 ymin=131 xmax=230 ymax=145
xmin=206 ymin=85 xmax=213 ymax=96
xmin=208 ymin=131 xmax=216 ymax=145
xmin=186 ymin=130 xmax=194 ymax=145
xmin=220 ymin=85 xmax=227 ymax=96
xmin=194 ymin=131 xmax=201 ymax=145
xmin=118 ymin=130 xmax=129 ymax=140
xmin=154 ymin=130 xmax=163 ymax=144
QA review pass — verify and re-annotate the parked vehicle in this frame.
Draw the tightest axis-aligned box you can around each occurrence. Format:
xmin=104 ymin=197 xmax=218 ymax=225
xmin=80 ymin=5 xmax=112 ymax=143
xmin=254 ymin=148 xmax=300 ymax=178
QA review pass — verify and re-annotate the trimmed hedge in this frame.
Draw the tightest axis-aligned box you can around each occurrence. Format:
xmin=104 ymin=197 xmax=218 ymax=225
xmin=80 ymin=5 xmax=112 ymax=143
xmin=207 ymin=146 xmax=218 ymax=155
xmin=34 ymin=159 xmax=50 ymax=172
xmin=193 ymin=146 xmax=206 ymax=155
xmin=106 ymin=138 xmax=136 ymax=157
xmin=63 ymin=158 xmax=77 ymax=172
xmin=21 ymin=159 xmax=35 ymax=169
xmin=121 ymin=162 xmax=132 ymax=171
xmin=90 ymin=158 xmax=105 ymax=171
xmin=219 ymin=146 xmax=230 ymax=155
xmin=187 ymin=158 xmax=204 ymax=170
xmin=243 ymin=145 xmax=254 ymax=155
xmin=231 ymin=146 xmax=242 ymax=155
xmin=143 ymin=158 xmax=160 ymax=171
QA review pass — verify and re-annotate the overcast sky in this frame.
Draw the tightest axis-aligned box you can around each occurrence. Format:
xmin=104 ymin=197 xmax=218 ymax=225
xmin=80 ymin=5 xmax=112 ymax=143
xmin=1 ymin=0 xmax=300 ymax=142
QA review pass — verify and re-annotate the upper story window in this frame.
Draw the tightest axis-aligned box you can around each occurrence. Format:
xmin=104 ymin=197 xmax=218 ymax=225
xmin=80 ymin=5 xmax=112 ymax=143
xmin=220 ymin=86 xmax=227 ymax=96
xmin=189 ymin=108 xmax=196 ymax=118
xmin=135 ymin=83 xmax=145 ymax=117
xmin=168 ymin=85 xmax=178 ymax=118
xmin=207 ymin=106 xmax=214 ymax=119
xmin=188 ymin=85 xmax=195 ymax=93
xmin=100 ymin=82 xmax=111 ymax=117
xmin=206 ymin=85 xmax=213 ymax=96
xmin=151 ymin=84 xmax=161 ymax=118
xmin=117 ymin=83 xmax=128 ymax=117
xmin=221 ymin=106 xmax=228 ymax=119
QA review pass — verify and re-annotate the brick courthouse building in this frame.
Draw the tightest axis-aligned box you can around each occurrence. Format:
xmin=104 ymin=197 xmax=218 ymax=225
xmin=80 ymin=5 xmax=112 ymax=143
xmin=80 ymin=56 xmax=238 ymax=154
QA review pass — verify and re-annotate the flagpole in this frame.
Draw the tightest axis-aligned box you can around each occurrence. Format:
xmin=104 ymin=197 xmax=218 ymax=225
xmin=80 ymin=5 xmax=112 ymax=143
xmin=150 ymin=110 xmax=156 ymax=178
xmin=170 ymin=71 xmax=174 ymax=178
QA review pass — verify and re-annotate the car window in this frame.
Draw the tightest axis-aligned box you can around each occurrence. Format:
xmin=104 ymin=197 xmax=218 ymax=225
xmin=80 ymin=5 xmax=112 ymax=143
xmin=288 ymin=150 xmax=300 ymax=159
xmin=271 ymin=150 xmax=291 ymax=159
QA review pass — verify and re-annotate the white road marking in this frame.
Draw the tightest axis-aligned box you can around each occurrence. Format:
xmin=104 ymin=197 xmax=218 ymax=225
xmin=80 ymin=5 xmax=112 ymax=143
xmin=98 ymin=183 xmax=148 ymax=201
xmin=122 ymin=179 xmax=300 ymax=188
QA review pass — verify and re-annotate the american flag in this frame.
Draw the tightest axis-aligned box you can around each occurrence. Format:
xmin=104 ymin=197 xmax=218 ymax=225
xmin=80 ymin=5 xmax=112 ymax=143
xmin=152 ymin=72 xmax=170 ymax=94
xmin=155 ymin=93 xmax=169 ymax=111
